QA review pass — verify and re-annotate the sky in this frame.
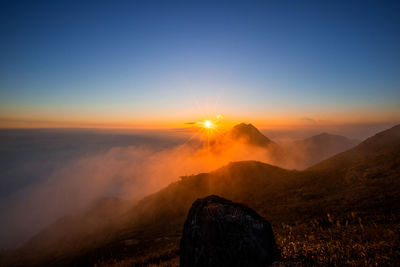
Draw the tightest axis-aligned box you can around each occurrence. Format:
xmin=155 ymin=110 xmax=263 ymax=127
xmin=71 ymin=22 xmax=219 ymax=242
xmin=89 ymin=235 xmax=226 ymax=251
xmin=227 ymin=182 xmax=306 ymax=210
xmin=1 ymin=0 xmax=399 ymax=129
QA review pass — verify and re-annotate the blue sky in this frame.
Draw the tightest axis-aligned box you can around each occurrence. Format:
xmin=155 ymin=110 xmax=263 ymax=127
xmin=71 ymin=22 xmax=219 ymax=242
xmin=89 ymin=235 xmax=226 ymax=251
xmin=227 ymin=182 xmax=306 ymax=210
xmin=1 ymin=0 xmax=399 ymax=128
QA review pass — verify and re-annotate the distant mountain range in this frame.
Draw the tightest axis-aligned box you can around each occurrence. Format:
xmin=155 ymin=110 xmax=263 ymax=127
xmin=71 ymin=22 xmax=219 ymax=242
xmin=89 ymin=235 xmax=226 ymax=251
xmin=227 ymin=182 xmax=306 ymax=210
xmin=2 ymin=124 xmax=399 ymax=266
xmin=219 ymin=123 xmax=360 ymax=169
xmin=310 ymin=124 xmax=400 ymax=174
xmin=288 ymin=132 xmax=360 ymax=168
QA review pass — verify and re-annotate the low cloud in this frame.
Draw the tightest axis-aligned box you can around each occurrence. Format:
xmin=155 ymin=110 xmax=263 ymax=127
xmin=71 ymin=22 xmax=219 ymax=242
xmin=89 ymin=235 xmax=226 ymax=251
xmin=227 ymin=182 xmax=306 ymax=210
xmin=0 ymin=135 xmax=274 ymax=248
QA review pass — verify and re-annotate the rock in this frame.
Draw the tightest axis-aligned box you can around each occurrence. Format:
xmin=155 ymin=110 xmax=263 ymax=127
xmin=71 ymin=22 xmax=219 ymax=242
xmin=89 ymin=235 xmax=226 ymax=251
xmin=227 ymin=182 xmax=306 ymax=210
xmin=180 ymin=195 xmax=277 ymax=267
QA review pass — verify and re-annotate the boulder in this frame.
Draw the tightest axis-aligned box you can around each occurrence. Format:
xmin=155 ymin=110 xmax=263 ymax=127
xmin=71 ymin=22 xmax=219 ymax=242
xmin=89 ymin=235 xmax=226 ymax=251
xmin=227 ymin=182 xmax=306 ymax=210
xmin=180 ymin=195 xmax=277 ymax=267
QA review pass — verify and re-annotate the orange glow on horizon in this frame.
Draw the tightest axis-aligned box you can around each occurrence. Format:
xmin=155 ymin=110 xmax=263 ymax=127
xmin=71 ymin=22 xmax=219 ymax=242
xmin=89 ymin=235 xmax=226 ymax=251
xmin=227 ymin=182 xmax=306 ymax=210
xmin=0 ymin=110 xmax=399 ymax=130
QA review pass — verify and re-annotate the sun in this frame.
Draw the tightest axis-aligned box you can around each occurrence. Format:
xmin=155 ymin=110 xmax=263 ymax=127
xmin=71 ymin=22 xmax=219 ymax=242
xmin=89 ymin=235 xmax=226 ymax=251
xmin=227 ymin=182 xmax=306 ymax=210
xmin=204 ymin=120 xmax=213 ymax=129
xmin=198 ymin=115 xmax=224 ymax=130
xmin=188 ymin=115 xmax=225 ymax=137
xmin=186 ymin=115 xmax=225 ymax=149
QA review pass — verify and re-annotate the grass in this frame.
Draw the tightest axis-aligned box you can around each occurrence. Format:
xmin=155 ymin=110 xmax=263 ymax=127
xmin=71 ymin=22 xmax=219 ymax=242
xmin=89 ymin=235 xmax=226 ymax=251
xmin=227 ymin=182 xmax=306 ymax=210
xmin=276 ymin=212 xmax=400 ymax=266
xmin=2 ymin=155 xmax=399 ymax=266
xmin=90 ymin=211 xmax=399 ymax=267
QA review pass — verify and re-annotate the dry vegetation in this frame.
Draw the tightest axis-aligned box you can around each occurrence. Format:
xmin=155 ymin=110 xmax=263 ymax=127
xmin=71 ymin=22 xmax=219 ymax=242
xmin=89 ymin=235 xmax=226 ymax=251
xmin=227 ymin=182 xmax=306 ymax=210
xmin=1 ymin=158 xmax=399 ymax=267
xmin=276 ymin=213 xmax=400 ymax=266
xmin=2 ymin=125 xmax=399 ymax=266
xmin=91 ymin=211 xmax=400 ymax=267
xmin=2 ymin=157 xmax=399 ymax=266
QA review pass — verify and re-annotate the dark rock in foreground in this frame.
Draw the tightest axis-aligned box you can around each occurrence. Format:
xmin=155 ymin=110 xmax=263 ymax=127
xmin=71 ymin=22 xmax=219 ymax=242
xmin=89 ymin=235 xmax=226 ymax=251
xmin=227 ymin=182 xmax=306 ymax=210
xmin=180 ymin=195 xmax=277 ymax=267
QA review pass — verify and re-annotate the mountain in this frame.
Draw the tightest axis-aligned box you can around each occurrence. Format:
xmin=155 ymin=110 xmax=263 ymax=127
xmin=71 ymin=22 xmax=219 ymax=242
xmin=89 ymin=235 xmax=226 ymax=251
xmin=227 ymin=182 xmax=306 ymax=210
xmin=228 ymin=123 xmax=277 ymax=147
xmin=186 ymin=123 xmax=280 ymax=152
xmin=214 ymin=123 xmax=289 ymax=167
xmin=310 ymin=124 xmax=400 ymax=174
xmin=221 ymin=124 xmax=360 ymax=169
xmin=288 ymin=133 xmax=360 ymax=168
xmin=2 ymin=125 xmax=399 ymax=266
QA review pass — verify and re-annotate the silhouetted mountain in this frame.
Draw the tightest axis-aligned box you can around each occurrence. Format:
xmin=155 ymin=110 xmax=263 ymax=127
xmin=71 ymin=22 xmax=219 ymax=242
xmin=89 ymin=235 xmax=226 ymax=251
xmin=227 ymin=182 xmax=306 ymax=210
xmin=2 ymin=125 xmax=399 ymax=266
xmin=186 ymin=122 xmax=279 ymax=151
xmin=215 ymin=123 xmax=289 ymax=167
xmin=229 ymin=123 xmax=277 ymax=147
xmin=288 ymin=133 xmax=359 ymax=168
xmin=310 ymin=124 xmax=400 ymax=173
xmin=225 ymin=124 xmax=360 ymax=169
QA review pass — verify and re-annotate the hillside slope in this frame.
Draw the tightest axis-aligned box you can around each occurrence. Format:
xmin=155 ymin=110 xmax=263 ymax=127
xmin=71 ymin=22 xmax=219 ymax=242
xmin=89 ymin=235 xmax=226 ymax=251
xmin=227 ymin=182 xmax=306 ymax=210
xmin=2 ymin=125 xmax=400 ymax=266
xmin=288 ymin=133 xmax=359 ymax=168
xmin=228 ymin=123 xmax=278 ymax=147
xmin=214 ymin=123 xmax=290 ymax=168
xmin=310 ymin=124 xmax=400 ymax=174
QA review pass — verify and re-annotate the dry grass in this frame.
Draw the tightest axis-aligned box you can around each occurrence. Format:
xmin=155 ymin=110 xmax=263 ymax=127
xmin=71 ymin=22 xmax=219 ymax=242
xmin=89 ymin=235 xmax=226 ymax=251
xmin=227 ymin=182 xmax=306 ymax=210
xmin=94 ymin=249 xmax=179 ymax=267
xmin=275 ymin=212 xmax=400 ymax=266
xmin=93 ymin=212 xmax=399 ymax=267
xmin=3 ymin=157 xmax=399 ymax=266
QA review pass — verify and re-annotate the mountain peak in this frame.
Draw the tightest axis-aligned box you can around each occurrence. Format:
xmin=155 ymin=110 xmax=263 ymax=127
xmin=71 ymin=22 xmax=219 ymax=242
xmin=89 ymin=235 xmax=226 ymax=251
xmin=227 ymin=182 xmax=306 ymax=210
xmin=304 ymin=132 xmax=359 ymax=144
xmin=233 ymin=122 xmax=257 ymax=129
xmin=231 ymin=123 xmax=262 ymax=135
xmin=309 ymin=124 xmax=400 ymax=171
xmin=229 ymin=123 xmax=274 ymax=147
xmin=290 ymin=132 xmax=360 ymax=168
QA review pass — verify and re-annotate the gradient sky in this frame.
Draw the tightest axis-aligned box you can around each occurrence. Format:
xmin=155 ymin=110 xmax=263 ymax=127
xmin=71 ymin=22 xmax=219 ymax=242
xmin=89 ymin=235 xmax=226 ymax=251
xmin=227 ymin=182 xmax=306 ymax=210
xmin=1 ymin=0 xmax=399 ymax=128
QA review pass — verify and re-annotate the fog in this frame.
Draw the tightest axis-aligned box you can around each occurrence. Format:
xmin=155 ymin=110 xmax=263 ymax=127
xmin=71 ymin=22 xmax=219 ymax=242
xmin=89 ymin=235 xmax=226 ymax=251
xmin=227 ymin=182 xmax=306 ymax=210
xmin=0 ymin=129 xmax=276 ymax=248
xmin=0 ymin=123 xmax=394 ymax=249
xmin=0 ymin=129 xmax=185 ymax=248
xmin=261 ymin=122 xmax=398 ymax=145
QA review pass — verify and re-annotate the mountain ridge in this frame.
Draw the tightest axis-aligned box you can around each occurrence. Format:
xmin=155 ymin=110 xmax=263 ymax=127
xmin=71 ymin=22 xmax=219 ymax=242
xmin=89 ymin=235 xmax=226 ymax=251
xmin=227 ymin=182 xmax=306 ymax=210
xmin=229 ymin=123 xmax=277 ymax=147
xmin=2 ymin=124 xmax=400 ymax=266
xmin=288 ymin=132 xmax=360 ymax=168
xmin=309 ymin=124 xmax=400 ymax=171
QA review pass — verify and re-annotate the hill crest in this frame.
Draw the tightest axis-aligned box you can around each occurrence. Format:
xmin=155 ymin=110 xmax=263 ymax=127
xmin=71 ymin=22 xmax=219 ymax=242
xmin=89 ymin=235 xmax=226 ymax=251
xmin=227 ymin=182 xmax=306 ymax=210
xmin=228 ymin=123 xmax=276 ymax=147
xmin=309 ymin=124 xmax=400 ymax=171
